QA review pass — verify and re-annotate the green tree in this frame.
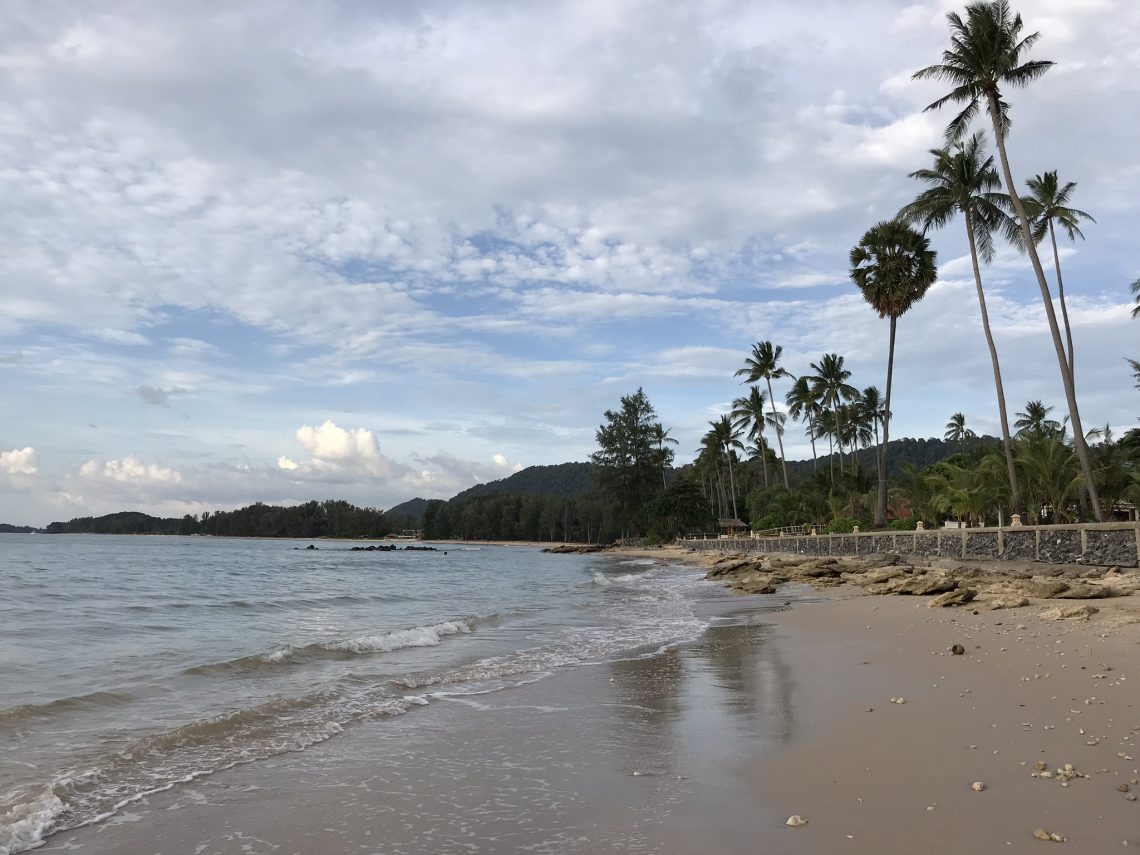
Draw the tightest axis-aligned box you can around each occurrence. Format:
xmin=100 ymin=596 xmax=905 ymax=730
xmin=1131 ymin=277 xmax=1140 ymax=319
xmin=1128 ymin=358 xmax=1140 ymax=392
xmin=1022 ymin=170 xmax=1094 ymax=380
xmin=708 ymin=415 xmax=745 ymax=520
xmin=734 ymin=341 xmax=791 ymax=488
xmin=590 ymin=388 xmax=670 ymax=535
xmin=898 ymin=132 xmax=1021 ymax=513
xmin=850 ymin=219 xmax=938 ymax=526
xmin=785 ymin=375 xmax=822 ymax=472
xmin=914 ymin=0 xmax=1103 ymax=520
xmin=944 ymin=412 xmax=976 ymax=455
xmin=808 ymin=353 xmax=858 ymax=481
xmin=651 ymin=424 xmax=679 ymax=491
xmin=731 ymin=386 xmax=776 ymax=488
xmin=1014 ymin=400 xmax=1061 ymax=438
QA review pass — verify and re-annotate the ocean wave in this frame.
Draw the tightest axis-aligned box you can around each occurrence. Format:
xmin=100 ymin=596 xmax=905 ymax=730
xmin=183 ymin=619 xmax=475 ymax=676
xmin=0 ymin=691 xmax=135 ymax=727
xmin=617 ymin=558 xmax=658 ymax=566
xmin=0 ymin=790 xmax=64 ymax=855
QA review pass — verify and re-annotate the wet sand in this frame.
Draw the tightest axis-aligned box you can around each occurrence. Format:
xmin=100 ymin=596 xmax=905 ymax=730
xmin=39 ymin=545 xmax=1140 ymax=853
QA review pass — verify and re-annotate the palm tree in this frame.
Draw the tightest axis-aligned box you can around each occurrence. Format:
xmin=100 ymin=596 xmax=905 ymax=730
xmin=860 ymin=386 xmax=886 ymax=471
xmin=944 ymin=412 xmax=976 ymax=455
xmin=809 ymin=353 xmax=858 ymax=482
xmin=1023 ymin=171 xmax=1094 ymax=380
xmin=898 ymin=132 xmax=1021 ymax=513
xmin=735 ymin=341 xmax=790 ymax=489
xmin=731 ymin=386 xmax=773 ymax=488
xmin=709 ymin=415 xmax=744 ymax=520
xmin=850 ymin=219 xmax=938 ymax=526
xmin=1014 ymin=400 xmax=1061 ymax=438
xmin=785 ymin=376 xmax=821 ymax=472
xmin=651 ymin=424 xmax=678 ymax=491
xmin=913 ymin=0 xmax=1103 ymax=520
xmin=1129 ymin=358 xmax=1140 ymax=392
xmin=1131 ymin=278 xmax=1140 ymax=319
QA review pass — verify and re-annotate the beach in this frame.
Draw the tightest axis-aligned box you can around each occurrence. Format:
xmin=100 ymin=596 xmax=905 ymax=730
xmin=8 ymin=537 xmax=1138 ymax=853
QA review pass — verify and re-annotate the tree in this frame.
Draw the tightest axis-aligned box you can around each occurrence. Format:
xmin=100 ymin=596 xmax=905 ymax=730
xmin=785 ymin=375 xmax=822 ymax=472
xmin=1131 ymin=277 xmax=1140 ymax=319
xmin=731 ymin=386 xmax=774 ymax=488
xmin=914 ymin=0 xmax=1103 ymax=520
xmin=1022 ymin=170 xmax=1094 ymax=380
xmin=1129 ymin=358 xmax=1140 ymax=392
xmin=709 ymin=414 xmax=744 ymax=520
xmin=944 ymin=412 xmax=976 ymax=454
xmin=651 ymin=424 xmax=679 ymax=491
xmin=1014 ymin=400 xmax=1061 ymax=438
xmin=860 ymin=386 xmax=886 ymax=474
xmin=735 ymin=341 xmax=790 ymax=488
xmin=850 ymin=219 xmax=938 ymax=526
xmin=809 ymin=353 xmax=858 ymax=482
xmin=590 ymin=388 xmax=670 ymax=535
xmin=898 ymin=132 xmax=1022 ymax=513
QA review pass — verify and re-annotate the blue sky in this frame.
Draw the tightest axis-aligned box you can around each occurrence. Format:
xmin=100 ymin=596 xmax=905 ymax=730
xmin=1 ymin=0 xmax=1137 ymax=525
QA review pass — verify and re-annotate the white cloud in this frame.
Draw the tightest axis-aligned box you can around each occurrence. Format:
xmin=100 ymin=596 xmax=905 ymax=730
xmin=0 ymin=446 xmax=37 ymax=476
xmin=276 ymin=455 xmax=298 ymax=470
xmin=78 ymin=455 xmax=182 ymax=484
xmin=295 ymin=420 xmax=404 ymax=477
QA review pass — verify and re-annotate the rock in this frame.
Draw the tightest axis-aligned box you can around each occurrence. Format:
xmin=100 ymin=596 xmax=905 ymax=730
xmin=785 ymin=815 xmax=808 ymax=827
xmin=1033 ymin=829 xmax=1051 ymax=841
xmin=1027 ymin=579 xmax=1070 ymax=598
xmin=928 ymin=587 xmax=978 ymax=608
xmin=987 ymin=595 xmax=1031 ymax=610
xmin=1053 ymin=583 xmax=1116 ymax=600
xmin=1042 ymin=604 xmax=1099 ymax=621
xmin=972 ymin=781 xmax=985 ymax=792
xmin=950 ymin=644 xmax=966 ymax=655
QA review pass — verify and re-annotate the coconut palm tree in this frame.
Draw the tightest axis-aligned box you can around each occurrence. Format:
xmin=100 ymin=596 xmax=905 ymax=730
xmin=850 ymin=219 xmax=938 ymax=526
xmin=709 ymin=415 xmax=744 ymax=520
xmin=898 ymin=132 xmax=1021 ymax=513
xmin=1131 ymin=278 xmax=1140 ymax=319
xmin=651 ymin=424 xmax=679 ymax=491
xmin=944 ymin=412 xmax=976 ymax=455
xmin=735 ymin=341 xmax=790 ymax=489
xmin=1014 ymin=400 xmax=1061 ymax=438
xmin=785 ymin=375 xmax=821 ymax=472
xmin=809 ymin=353 xmax=858 ymax=482
xmin=1129 ymin=358 xmax=1140 ymax=392
xmin=731 ymin=386 xmax=774 ymax=488
xmin=1022 ymin=171 xmax=1094 ymax=380
xmin=913 ymin=0 xmax=1103 ymax=520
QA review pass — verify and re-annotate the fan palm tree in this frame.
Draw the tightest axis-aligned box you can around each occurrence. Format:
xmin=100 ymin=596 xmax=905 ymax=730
xmin=731 ymin=386 xmax=774 ymax=488
xmin=809 ymin=353 xmax=858 ymax=482
xmin=1014 ymin=400 xmax=1061 ymax=438
xmin=898 ymin=132 xmax=1021 ymax=513
xmin=850 ymin=219 xmax=938 ymax=526
xmin=1022 ymin=171 xmax=1094 ymax=380
xmin=785 ymin=375 xmax=821 ymax=472
xmin=735 ymin=341 xmax=790 ymax=489
xmin=913 ymin=0 xmax=1103 ymax=520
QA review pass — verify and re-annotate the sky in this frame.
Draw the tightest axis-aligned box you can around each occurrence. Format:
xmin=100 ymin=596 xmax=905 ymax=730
xmin=1 ymin=0 xmax=1137 ymax=526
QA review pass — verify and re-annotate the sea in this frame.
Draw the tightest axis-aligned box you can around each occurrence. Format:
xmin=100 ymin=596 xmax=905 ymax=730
xmin=0 ymin=534 xmax=767 ymax=854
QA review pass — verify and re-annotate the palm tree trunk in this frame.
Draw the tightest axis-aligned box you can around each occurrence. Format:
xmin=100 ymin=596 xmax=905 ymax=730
xmin=987 ymin=93 xmax=1103 ymax=521
xmin=806 ymin=413 xmax=818 ymax=472
xmin=964 ymin=211 xmax=1022 ymax=516
xmin=1048 ymin=220 xmax=1076 ymax=382
xmin=758 ymin=433 xmax=770 ymax=488
xmin=875 ymin=317 xmax=895 ymax=526
xmin=827 ymin=431 xmax=835 ymax=483
xmin=725 ymin=449 xmax=738 ymax=520
xmin=765 ymin=377 xmax=789 ymax=489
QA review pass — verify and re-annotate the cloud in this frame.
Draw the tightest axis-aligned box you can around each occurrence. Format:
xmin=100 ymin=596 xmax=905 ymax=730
xmin=0 ymin=447 xmax=37 ymax=476
xmin=78 ymin=455 xmax=183 ymax=484
xmin=294 ymin=420 xmax=406 ymax=477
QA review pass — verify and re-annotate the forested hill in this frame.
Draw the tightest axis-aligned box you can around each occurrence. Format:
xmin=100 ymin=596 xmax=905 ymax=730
xmin=0 ymin=523 xmax=42 ymax=533
xmin=785 ymin=435 xmax=1000 ymax=480
xmin=387 ymin=462 xmax=596 ymax=525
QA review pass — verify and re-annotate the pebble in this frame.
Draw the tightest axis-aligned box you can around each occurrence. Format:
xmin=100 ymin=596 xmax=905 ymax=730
xmin=951 ymin=644 xmax=965 ymax=655
xmin=890 ymin=697 xmax=906 ymax=704
xmin=972 ymin=781 xmax=985 ymax=792
xmin=786 ymin=815 xmax=808 ymax=827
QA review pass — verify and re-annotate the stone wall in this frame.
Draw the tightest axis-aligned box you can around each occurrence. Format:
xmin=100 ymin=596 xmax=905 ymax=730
xmin=686 ymin=521 xmax=1140 ymax=568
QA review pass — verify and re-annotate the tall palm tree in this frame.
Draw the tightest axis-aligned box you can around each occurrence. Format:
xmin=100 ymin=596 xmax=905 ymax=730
xmin=1023 ymin=171 xmax=1094 ymax=380
xmin=735 ymin=341 xmax=790 ymax=489
xmin=709 ymin=415 xmax=743 ymax=520
xmin=651 ymin=424 xmax=678 ymax=491
xmin=785 ymin=375 xmax=821 ymax=472
xmin=860 ymin=385 xmax=886 ymax=470
xmin=898 ymin=132 xmax=1021 ymax=513
xmin=850 ymin=219 xmax=938 ymax=526
xmin=944 ymin=412 xmax=978 ymax=456
xmin=1014 ymin=400 xmax=1061 ymax=438
xmin=809 ymin=353 xmax=858 ymax=482
xmin=731 ymin=386 xmax=773 ymax=488
xmin=913 ymin=0 xmax=1103 ymax=520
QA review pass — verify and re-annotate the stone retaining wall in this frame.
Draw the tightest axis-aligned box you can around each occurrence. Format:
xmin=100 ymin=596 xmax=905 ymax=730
xmin=687 ymin=521 xmax=1140 ymax=568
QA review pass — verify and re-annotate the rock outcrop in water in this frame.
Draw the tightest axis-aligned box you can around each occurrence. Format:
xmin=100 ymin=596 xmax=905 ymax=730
xmin=705 ymin=552 xmax=1140 ymax=610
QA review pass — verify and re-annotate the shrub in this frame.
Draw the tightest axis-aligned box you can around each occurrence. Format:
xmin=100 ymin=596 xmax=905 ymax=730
xmin=888 ymin=517 xmax=920 ymax=531
xmin=826 ymin=517 xmax=857 ymax=534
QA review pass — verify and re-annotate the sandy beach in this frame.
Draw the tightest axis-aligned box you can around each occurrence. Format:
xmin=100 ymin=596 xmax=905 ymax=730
xmin=30 ymin=542 xmax=1139 ymax=853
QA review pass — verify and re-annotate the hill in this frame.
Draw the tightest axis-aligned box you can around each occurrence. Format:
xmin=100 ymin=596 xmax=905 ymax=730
xmin=0 ymin=523 xmax=42 ymax=533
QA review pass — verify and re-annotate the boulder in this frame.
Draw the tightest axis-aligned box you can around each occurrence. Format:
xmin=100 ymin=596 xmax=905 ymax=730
xmin=1026 ymin=579 xmax=1070 ymax=598
xmin=928 ymin=587 xmax=978 ymax=608
xmin=1053 ymin=583 xmax=1116 ymax=599
xmin=1041 ymin=604 xmax=1099 ymax=620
